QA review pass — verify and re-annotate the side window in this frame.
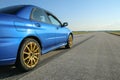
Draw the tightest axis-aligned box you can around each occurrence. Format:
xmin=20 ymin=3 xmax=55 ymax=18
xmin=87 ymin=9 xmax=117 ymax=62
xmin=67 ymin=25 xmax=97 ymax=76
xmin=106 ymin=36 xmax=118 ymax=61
xmin=48 ymin=14 xmax=61 ymax=26
xmin=31 ymin=8 xmax=49 ymax=23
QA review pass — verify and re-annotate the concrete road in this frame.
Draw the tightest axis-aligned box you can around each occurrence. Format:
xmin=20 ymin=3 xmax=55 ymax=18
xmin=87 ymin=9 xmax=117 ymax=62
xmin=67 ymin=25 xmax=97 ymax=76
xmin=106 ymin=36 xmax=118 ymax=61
xmin=1 ymin=32 xmax=120 ymax=80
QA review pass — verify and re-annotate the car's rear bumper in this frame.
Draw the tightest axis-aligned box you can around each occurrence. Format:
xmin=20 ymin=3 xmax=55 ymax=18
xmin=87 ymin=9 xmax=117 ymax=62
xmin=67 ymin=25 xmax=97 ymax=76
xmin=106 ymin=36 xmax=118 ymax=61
xmin=0 ymin=58 xmax=16 ymax=65
xmin=0 ymin=37 xmax=21 ymax=65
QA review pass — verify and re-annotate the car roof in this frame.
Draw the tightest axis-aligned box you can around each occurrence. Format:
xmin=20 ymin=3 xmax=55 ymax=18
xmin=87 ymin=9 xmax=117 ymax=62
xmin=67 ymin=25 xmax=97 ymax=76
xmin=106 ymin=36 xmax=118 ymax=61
xmin=0 ymin=5 xmax=53 ymax=19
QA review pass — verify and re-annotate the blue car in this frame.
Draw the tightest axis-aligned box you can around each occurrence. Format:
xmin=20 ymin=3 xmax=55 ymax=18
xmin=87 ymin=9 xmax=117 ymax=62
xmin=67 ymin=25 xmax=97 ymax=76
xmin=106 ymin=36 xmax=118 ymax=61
xmin=0 ymin=5 xmax=73 ymax=71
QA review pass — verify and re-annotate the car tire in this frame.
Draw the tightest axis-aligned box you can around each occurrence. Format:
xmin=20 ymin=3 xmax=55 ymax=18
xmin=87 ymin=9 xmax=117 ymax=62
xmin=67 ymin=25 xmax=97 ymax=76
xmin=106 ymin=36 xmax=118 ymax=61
xmin=15 ymin=38 xmax=41 ymax=71
xmin=65 ymin=35 xmax=73 ymax=48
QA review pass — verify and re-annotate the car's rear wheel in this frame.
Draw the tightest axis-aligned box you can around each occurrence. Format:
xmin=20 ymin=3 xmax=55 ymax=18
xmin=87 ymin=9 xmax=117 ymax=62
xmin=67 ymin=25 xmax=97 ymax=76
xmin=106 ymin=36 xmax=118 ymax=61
xmin=65 ymin=35 xmax=73 ymax=48
xmin=16 ymin=38 xmax=41 ymax=71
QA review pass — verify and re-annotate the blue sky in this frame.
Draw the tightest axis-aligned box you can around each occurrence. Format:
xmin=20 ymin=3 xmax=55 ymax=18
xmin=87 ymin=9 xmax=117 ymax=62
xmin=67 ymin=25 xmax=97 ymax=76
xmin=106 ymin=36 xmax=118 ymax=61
xmin=0 ymin=0 xmax=120 ymax=31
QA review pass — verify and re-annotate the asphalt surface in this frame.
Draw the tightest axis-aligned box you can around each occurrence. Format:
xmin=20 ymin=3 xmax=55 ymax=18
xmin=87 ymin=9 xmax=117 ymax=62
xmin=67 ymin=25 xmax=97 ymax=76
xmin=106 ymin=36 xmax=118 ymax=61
xmin=1 ymin=32 xmax=120 ymax=80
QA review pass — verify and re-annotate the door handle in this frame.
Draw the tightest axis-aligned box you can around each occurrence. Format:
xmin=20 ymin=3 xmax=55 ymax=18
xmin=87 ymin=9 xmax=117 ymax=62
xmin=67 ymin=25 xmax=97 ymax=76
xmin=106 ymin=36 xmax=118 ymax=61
xmin=34 ymin=23 xmax=41 ymax=27
xmin=57 ymin=27 xmax=59 ymax=29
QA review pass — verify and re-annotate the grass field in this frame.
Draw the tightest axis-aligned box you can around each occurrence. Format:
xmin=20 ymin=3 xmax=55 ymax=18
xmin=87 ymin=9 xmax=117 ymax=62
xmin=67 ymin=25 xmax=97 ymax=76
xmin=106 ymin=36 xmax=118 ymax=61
xmin=72 ymin=31 xmax=89 ymax=35
xmin=108 ymin=31 xmax=120 ymax=36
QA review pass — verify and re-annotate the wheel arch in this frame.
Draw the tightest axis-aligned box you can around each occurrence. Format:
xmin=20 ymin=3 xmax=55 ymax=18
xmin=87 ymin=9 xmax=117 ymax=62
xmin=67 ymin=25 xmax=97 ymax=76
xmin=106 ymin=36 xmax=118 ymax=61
xmin=70 ymin=32 xmax=73 ymax=39
xmin=19 ymin=36 xmax=42 ymax=49
xmin=66 ymin=32 xmax=73 ymax=41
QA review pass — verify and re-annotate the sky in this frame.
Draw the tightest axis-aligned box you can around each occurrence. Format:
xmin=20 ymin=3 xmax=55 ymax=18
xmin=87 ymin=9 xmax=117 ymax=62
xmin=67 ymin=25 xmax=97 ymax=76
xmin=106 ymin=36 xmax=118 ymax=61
xmin=0 ymin=0 xmax=120 ymax=31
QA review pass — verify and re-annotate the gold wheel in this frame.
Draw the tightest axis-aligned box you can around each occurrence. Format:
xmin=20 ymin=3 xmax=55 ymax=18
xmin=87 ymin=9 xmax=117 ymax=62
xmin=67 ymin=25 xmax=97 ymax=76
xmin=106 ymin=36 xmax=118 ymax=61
xmin=65 ymin=35 xmax=73 ymax=48
xmin=15 ymin=38 xmax=41 ymax=71
xmin=23 ymin=42 xmax=40 ymax=68
xmin=68 ymin=35 xmax=73 ymax=48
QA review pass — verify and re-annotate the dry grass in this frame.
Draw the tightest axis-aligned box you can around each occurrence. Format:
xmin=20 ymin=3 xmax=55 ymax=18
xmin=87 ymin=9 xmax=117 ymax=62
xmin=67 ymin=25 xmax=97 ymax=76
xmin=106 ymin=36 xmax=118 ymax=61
xmin=108 ymin=31 xmax=120 ymax=36
xmin=72 ymin=31 xmax=89 ymax=35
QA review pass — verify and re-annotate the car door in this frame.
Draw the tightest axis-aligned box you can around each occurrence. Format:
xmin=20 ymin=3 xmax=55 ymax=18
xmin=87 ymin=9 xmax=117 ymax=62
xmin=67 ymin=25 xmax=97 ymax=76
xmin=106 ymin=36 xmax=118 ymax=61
xmin=30 ymin=8 xmax=57 ymax=52
xmin=46 ymin=13 xmax=68 ymax=45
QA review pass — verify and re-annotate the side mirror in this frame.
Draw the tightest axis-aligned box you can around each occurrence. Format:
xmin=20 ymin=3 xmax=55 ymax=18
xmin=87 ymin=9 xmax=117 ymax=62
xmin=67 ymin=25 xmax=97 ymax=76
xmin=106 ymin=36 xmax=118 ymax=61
xmin=62 ymin=22 xmax=68 ymax=27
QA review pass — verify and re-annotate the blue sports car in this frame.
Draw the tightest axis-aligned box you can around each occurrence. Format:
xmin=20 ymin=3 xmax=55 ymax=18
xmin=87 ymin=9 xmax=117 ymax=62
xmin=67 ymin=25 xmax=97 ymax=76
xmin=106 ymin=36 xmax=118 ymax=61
xmin=0 ymin=5 xmax=73 ymax=71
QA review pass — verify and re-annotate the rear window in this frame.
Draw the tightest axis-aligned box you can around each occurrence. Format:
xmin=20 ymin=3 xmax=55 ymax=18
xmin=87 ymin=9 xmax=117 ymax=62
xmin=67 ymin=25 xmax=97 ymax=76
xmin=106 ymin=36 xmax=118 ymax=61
xmin=0 ymin=5 xmax=25 ymax=15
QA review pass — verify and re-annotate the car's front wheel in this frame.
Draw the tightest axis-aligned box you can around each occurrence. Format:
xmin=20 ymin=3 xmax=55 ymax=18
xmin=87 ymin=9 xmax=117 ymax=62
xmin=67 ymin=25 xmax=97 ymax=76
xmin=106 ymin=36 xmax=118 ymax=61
xmin=16 ymin=38 xmax=41 ymax=71
xmin=65 ymin=35 xmax=73 ymax=48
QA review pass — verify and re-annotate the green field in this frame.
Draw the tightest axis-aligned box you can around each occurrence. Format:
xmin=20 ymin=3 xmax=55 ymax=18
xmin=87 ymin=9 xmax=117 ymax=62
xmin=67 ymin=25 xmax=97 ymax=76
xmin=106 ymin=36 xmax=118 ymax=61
xmin=108 ymin=31 xmax=120 ymax=35
xmin=72 ymin=31 xmax=89 ymax=35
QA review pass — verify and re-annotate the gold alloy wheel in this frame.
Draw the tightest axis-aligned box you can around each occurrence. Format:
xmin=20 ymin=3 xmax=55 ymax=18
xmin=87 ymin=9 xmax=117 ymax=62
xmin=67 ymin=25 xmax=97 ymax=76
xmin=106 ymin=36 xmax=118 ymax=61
xmin=68 ymin=35 xmax=73 ymax=48
xmin=23 ymin=42 xmax=40 ymax=68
